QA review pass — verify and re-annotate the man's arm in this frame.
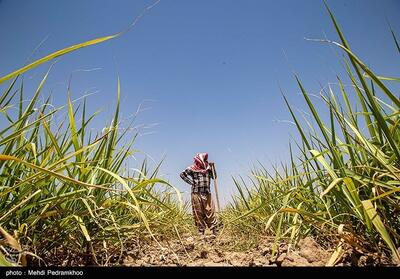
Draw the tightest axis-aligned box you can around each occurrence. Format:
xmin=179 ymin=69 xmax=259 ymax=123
xmin=209 ymin=162 xmax=216 ymax=179
xmin=180 ymin=168 xmax=194 ymax=185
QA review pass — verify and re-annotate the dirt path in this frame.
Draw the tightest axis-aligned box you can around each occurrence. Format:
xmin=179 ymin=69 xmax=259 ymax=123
xmin=121 ymin=231 xmax=390 ymax=267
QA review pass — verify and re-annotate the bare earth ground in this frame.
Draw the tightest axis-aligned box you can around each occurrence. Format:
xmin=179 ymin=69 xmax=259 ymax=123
xmin=121 ymin=230 xmax=397 ymax=267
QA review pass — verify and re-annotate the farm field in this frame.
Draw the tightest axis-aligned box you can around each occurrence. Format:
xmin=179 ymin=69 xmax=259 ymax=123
xmin=0 ymin=1 xmax=399 ymax=268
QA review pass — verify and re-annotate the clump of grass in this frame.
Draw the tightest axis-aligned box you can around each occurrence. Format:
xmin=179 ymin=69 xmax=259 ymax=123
xmin=0 ymin=32 xmax=188 ymax=267
xmin=225 ymin=2 xmax=400 ymax=265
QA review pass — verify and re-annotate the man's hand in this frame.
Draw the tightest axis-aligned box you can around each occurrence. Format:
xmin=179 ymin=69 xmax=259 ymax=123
xmin=209 ymin=162 xmax=216 ymax=178
xmin=209 ymin=162 xmax=215 ymax=171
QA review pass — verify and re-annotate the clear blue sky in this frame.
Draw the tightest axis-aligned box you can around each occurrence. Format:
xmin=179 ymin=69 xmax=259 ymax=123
xmin=1 ymin=0 xmax=399 ymax=206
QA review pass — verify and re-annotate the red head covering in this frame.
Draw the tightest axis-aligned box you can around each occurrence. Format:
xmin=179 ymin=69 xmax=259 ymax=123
xmin=189 ymin=153 xmax=210 ymax=174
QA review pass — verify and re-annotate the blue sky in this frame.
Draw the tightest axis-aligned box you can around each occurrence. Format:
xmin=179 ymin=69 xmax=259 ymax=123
xmin=1 ymin=0 xmax=399 ymax=206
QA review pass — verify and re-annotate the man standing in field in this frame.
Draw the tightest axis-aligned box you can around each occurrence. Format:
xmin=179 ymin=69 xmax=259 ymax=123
xmin=180 ymin=153 xmax=221 ymax=236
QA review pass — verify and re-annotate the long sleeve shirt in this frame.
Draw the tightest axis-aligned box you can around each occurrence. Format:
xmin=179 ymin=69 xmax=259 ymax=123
xmin=180 ymin=168 xmax=215 ymax=194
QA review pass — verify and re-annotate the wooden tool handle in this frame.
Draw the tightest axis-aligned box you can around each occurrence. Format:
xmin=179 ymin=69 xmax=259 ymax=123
xmin=210 ymin=164 xmax=220 ymax=212
xmin=214 ymin=179 xmax=221 ymax=213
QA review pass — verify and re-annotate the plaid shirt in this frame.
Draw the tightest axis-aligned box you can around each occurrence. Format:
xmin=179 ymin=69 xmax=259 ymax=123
xmin=180 ymin=168 xmax=215 ymax=194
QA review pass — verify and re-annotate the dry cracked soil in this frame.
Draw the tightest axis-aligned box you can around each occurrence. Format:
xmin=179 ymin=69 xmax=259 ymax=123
xmin=121 ymin=231 xmax=396 ymax=267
